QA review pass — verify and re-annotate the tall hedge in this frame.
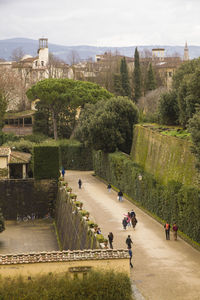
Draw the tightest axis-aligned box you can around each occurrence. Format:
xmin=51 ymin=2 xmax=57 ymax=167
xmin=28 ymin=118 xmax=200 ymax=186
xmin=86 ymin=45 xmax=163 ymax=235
xmin=58 ymin=140 xmax=93 ymax=170
xmin=93 ymin=151 xmax=200 ymax=244
xmin=33 ymin=146 xmax=60 ymax=180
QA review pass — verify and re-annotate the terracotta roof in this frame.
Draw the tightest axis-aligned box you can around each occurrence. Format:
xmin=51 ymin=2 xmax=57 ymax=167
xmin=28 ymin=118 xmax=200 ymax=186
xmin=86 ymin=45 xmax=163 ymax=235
xmin=9 ymin=151 xmax=31 ymax=164
xmin=0 ymin=249 xmax=129 ymax=265
xmin=0 ymin=147 xmax=10 ymax=157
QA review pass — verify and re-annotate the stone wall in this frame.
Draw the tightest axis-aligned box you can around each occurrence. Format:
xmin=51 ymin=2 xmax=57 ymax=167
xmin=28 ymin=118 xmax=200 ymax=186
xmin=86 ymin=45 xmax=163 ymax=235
xmin=0 ymin=249 xmax=130 ymax=278
xmin=131 ymin=125 xmax=199 ymax=186
xmin=0 ymin=179 xmax=57 ymax=219
xmin=55 ymin=188 xmax=98 ymax=250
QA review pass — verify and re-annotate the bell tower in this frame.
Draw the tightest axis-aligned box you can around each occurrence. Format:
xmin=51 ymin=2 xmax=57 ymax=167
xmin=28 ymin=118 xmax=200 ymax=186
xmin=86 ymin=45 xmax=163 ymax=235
xmin=183 ymin=42 xmax=189 ymax=61
xmin=38 ymin=38 xmax=49 ymax=66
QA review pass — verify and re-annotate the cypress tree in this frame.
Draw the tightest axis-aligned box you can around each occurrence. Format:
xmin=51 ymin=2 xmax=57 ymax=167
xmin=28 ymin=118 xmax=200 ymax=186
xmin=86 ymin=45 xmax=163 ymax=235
xmin=120 ymin=57 xmax=131 ymax=98
xmin=113 ymin=73 xmax=123 ymax=96
xmin=133 ymin=47 xmax=141 ymax=102
xmin=146 ymin=62 xmax=156 ymax=91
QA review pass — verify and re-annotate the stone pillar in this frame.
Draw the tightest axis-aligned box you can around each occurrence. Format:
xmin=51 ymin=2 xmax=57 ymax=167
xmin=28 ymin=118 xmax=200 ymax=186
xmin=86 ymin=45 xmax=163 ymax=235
xmin=22 ymin=164 xmax=26 ymax=179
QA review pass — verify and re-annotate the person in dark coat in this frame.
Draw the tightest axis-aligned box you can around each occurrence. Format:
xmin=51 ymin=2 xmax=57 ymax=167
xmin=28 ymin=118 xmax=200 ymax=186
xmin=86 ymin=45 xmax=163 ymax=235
xmin=164 ymin=222 xmax=171 ymax=240
xmin=172 ymin=223 xmax=178 ymax=240
xmin=61 ymin=167 xmax=65 ymax=178
xmin=130 ymin=209 xmax=136 ymax=218
xmin=131 ymin=216 xmax=138 ymax=229
xmin=107 ymin=183 xmax=112 ymax=193
xmin=122 ymin=217 xmax=128 ymax=230
xmin=108 ymin=232 xmax=114 ymax=249
xmin=126 ymin=235 xmax=133 ymax=249
xmin=118 ymin=190 xmax=123 ymax=202
xmin=128 ymin=249 xmax=133 ymax=268
xmin=78 ymin=179 xmax=82 ymax=189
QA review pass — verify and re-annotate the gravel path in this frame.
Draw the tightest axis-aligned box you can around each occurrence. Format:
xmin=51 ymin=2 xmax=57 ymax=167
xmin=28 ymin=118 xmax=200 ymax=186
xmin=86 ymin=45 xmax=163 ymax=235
xmin=66 ymin=170 xmax=200 ymax=300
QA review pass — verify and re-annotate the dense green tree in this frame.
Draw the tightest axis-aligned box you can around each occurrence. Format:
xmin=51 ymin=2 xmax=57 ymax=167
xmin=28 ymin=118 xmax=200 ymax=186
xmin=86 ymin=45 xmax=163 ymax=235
xmin=75 ymin=96 xmax=138 ymax=153
xmin=188 ymin=110 xmax=200 ymax=170
xmin=158 ymin=91 xmax=179 ymax=125
xmin=120 ymin=57 xmax=131 ymax=98
xmin=27 ymin=78 xmax=112 ymax=139
xmin=133 ymin=47 xmax=141 ymax=102
xmin=113 ymin=73 xmax=123 ymax=96
xmin=158 ymin=58 xmax=200 ymax=127
xmin=146 ymin=62 xmax=156 ymax=91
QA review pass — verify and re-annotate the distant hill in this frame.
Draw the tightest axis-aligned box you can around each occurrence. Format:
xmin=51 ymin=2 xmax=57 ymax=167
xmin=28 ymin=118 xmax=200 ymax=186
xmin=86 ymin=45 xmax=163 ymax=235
xmin=0 ymin=38 xmax=200 ymax=63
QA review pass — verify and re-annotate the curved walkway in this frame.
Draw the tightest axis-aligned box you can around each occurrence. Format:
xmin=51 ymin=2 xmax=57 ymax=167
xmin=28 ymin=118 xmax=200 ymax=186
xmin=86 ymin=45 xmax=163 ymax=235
xmin=66 ymin=170 xmax=200 ymax=300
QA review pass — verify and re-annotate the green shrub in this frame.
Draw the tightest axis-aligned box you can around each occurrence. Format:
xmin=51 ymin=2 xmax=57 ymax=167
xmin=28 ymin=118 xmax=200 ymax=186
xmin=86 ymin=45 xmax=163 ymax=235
xmin=95 ymin=234 xmax=105 ymax=243
xmin=33 ymin=146 xmax=60 ymax=180
xmin=0 ymin=132 xmax=20 ymax=145
xmin=3 ymin=139 xmax=35 ymax=153
xmin=87 ymin=220 xmax=95 ymax=228
xmin=23 ymin=133 xmax=48 ymax=143
xmin=93 ymin=150 xmax=200 ymax=244
xmin=69 ymin=193 xmax=77 ymax=200
xmin=0 ymin=271 xmax=132 ymax=300
xmin=79 ymin=210 xmax=89 ymax=216
xmin=73 ymin=201 xmax=81 ymax=207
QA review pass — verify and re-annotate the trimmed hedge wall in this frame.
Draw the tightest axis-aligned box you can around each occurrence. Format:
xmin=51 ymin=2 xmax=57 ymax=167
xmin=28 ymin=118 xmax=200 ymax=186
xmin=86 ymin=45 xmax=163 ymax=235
xmin=33 ymin=146 xmax=60 ymax=180
xmin=93 ymin=151 xmax=200 ymax=244
xmin=58 ymin=140 xmax=93 ymax=170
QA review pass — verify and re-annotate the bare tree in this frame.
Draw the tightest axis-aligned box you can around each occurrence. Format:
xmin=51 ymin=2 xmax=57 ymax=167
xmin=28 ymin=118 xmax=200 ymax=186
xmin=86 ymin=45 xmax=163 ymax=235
xmin=0 ymin=68 xmax=22 ymax=110
xmin=67 ymin=50 xmax=80 ymax=65
xmin=10 ymin=47 xmax=25 ymax=62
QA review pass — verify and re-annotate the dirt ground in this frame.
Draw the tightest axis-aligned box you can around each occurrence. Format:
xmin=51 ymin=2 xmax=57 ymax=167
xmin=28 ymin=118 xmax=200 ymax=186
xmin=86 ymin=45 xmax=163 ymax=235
xmin=0 ymin=219 xmax=59 ymax=254
xmin=66 ymin=170 xmax=200 ymax=300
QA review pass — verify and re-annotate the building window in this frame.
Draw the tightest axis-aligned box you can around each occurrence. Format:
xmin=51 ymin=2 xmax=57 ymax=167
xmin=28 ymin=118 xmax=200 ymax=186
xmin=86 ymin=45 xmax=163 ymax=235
xmin=41 ymin=61 xmax=44 ymax=66
xmin=35 ymin=61 xmax=38 ymax=66
xmin=168 ymin=72 xmax=172 ymax=77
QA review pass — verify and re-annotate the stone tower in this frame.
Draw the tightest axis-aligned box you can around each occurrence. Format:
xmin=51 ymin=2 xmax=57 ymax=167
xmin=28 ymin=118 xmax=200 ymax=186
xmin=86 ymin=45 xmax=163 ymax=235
xmin=183 ymin=42 xmax=189 ymax=61
xmin=38 ymin=38 xmax=49 ymax=66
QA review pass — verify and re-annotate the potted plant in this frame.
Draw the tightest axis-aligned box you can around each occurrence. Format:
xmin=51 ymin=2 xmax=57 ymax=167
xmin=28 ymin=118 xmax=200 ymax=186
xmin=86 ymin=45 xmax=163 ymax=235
xmin=103 ymin=239 xmax=108 ymax=248
xmin=85 ymin=212 xmax=89 ymax=220
xmin=70 ymin=193 xmax=77 ymax=200
xmin=95 ymin=234 xmax=104 ymax=243
xmin=79 ymin=202 xmax=83 ymax=210
xmin=94 ymin=224 xmax=98 ymax=233
xmin=87 ymin=220 xmax=94 ymax=228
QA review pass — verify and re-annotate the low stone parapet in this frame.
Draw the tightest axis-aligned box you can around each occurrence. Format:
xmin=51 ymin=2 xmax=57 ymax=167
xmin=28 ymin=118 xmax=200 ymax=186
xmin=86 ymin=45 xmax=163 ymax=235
xmin=0 ymin=249 xmax=130 ymax=278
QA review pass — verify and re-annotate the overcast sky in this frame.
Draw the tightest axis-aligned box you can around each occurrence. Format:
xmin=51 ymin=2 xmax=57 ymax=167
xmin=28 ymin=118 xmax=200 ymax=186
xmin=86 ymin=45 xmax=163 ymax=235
xmin=0 ymin=0 xmax=199 ymax=46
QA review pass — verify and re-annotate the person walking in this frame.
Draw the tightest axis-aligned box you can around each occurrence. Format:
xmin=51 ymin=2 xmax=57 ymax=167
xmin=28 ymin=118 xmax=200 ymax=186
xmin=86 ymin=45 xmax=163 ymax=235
xmin=122 ymin=217 xmax=128 ymax=230
xmin=126 ymin=235 xmax=133 ymax=249
xmin=108 ymin=232 xmax=114 ymax=249
xmin=131 ymin=215 xmax=138 ymax=229
xmin=130 ymin=209 xmax=136 ymax=218
xmin=107 ymin=183 xmax=111 ymax=193
xmin=61 ymin=167 xmax=65 ymax=178
xmin=78 ymin=179 xmax=82 ymax=189
xmin=118 ymin=190 xmax=123 ymax=202
xmin=128 ymin=248 xmax=133 ymax=268
xmin=172 ymin=223 xmax=178 ymax=240
xmin=164 ymin=222 xmax=171 ymax=240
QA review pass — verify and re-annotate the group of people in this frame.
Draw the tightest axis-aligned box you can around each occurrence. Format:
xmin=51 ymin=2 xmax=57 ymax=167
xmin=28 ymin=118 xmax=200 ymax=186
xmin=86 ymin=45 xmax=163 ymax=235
xmin=164 ymin=222 xmax=178 ymax=240
xmin=122 ymin=210 xmax=137 ymax=230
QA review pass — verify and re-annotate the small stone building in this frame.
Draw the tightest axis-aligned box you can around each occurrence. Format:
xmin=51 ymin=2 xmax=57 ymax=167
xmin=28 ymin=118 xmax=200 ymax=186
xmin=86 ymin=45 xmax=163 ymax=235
xmin=0 ymin=147 xmax=31 ymax=179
